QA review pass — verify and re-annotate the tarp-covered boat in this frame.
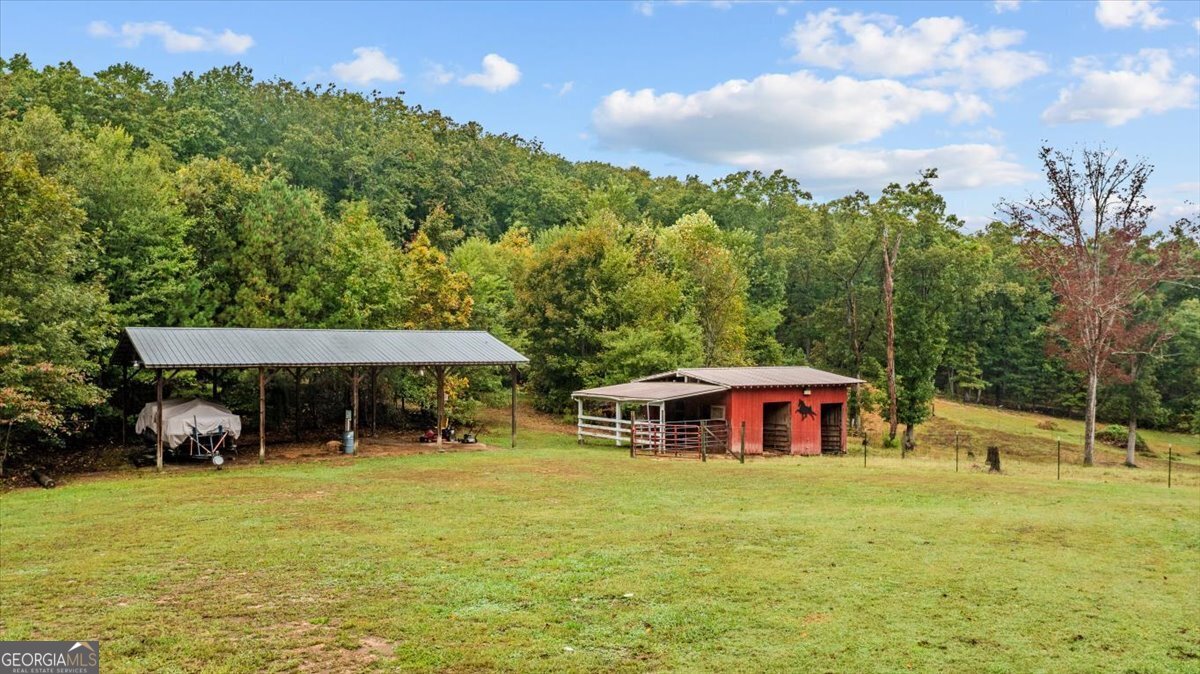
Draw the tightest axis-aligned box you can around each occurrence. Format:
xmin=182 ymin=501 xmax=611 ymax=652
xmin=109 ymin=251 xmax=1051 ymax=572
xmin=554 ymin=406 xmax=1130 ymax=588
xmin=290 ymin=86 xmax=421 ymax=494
xmin=136 ymin=398 xmax=241 ymax=457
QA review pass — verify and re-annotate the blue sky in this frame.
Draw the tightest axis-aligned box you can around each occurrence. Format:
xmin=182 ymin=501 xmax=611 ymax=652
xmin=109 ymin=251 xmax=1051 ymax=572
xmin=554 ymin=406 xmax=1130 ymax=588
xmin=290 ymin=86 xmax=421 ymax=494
xmin=2 ymin=0 xmax=1198 ymax=228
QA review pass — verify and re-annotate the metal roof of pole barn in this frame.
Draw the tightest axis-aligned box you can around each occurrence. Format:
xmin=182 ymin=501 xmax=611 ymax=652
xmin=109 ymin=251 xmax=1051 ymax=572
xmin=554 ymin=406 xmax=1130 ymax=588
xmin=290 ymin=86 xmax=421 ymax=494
xmin=114 ymin=327 xmax=528 ymax=369
xmin=572 ymin=381 xmax=728 ymax=403
xmin=639 ymin=366 xmax=864 ymax=388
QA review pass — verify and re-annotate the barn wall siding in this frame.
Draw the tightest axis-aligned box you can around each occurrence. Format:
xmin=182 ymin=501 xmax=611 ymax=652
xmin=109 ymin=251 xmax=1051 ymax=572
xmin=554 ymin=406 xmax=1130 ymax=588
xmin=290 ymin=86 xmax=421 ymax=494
xmin=725 ymin=386 xmax=848 ymax=455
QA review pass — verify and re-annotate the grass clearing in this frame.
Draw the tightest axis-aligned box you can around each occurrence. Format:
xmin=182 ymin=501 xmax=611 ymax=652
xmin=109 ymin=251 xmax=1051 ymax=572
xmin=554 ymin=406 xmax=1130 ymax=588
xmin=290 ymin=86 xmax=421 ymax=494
xmin=933 ymin=399 xmax=1200 ymax=469
xmin=2 ymin=405 xmax=1198 ymax=672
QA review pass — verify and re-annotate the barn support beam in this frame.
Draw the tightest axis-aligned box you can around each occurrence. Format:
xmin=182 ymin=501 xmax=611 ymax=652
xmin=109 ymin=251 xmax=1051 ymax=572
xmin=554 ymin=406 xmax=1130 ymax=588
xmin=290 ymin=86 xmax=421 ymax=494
xmin=435 ymin=365 xmax=446 ymax=451
xmin=658 ymin=403 xmax=666 ymax=454
xmin=154 ymin=369 xmax=164 ymax=471
xmin=258 ymin=366 xmax=266 ymax=464
xmin=351 ymin=367 xmax=360 ymax=442
xmin=121 ymin=364 xmax=129 ymax=447
xmin=614 ymin=401 xmax=622 ymax=446
xmin=576 ymin=398 xmax=584 ymax=444
xmin=370 ymin=367 xmax=379 ymax=437
xmin=290 ymin=367 xmax=307 ymax=441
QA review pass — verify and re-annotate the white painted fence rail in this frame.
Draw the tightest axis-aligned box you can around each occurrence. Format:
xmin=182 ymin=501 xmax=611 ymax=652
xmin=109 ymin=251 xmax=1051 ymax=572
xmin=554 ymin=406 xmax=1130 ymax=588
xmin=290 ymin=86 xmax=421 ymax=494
xmin=577 ymin=414 xmax=631 ymax=445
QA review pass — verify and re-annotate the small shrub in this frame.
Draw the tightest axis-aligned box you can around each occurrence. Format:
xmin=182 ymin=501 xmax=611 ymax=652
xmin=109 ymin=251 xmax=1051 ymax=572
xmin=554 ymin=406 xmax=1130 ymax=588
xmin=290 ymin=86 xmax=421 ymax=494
xmin=1036 ymin=420 xmax=1060 ymax=431
xmin=1095 ymin=424 xmax=1148 ymax=452
xmin=881 ymin=436 xmax=898 ymax=449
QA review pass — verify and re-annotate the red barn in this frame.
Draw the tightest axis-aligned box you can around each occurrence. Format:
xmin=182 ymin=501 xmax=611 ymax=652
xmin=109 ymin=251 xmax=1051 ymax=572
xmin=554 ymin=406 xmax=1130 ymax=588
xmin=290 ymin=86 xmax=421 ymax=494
xmin=573 ymin=367 xmax=864 ymax=456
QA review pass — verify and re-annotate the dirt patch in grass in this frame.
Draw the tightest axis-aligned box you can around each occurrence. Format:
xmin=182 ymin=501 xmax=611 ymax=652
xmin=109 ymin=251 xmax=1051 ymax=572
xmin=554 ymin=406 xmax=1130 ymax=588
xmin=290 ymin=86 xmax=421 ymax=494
xmin=477 ymin=400 xmax=573 ymax=435
xmin=276 ymin=620 xmax=394 ymax=673
xmin=260 ymin=433 xmax=495 ymax=461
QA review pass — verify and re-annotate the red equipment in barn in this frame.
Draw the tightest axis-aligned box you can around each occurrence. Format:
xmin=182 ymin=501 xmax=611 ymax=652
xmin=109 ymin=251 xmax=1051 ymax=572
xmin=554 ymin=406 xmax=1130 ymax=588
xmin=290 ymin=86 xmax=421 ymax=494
xmin=573 ymin=367 xmax=863 ymax=457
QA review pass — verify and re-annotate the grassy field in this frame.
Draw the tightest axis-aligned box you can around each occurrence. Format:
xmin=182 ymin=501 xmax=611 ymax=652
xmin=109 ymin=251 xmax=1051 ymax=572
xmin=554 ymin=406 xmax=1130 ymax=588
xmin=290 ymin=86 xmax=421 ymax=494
xmin=932 ymin=399 xmax=1200 ymax=469
xmin=1 ymin=404 xmax=1198 ymax=672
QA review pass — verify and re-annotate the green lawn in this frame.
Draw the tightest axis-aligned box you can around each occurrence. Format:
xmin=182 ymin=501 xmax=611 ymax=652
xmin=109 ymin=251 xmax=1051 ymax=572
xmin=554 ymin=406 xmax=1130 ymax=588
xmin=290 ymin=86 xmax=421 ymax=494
xmin=2 ymin=421 xmax=1199 ymax=672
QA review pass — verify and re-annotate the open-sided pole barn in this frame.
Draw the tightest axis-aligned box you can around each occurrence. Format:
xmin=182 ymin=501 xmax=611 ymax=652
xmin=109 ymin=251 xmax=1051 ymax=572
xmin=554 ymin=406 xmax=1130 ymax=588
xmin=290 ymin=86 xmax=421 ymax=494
xmin=113 ymin=327 xmax=528 ymax=470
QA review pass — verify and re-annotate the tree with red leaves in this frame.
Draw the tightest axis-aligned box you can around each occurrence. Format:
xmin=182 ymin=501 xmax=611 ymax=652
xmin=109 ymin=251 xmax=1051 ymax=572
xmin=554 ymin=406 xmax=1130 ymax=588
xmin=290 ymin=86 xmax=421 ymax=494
xmin=1001 ymin=146 xmax=1198 ymax=466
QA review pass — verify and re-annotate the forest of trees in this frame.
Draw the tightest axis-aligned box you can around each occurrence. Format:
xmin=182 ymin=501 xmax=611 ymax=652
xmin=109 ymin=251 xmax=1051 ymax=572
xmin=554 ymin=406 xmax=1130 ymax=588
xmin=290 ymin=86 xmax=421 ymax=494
xmin=2 ymin=55 xmax=1198 ymax=471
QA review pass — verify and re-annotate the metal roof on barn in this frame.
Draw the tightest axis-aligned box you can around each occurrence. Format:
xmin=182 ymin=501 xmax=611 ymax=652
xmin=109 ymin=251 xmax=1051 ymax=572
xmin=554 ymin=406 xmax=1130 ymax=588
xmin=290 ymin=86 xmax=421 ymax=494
xmin=572 ymin=381 xmax=728 ymax=403
xmin=113 ymin=327 xmax=528 ymax=369
xmin=639 ymin=366 xmax=863 ymax=388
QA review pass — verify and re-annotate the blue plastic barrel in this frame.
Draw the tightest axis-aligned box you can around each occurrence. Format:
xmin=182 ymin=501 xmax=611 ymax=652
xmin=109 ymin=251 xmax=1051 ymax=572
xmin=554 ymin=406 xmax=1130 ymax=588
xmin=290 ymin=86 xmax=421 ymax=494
xmin=342 ymin=430 xmax=355 ymax=454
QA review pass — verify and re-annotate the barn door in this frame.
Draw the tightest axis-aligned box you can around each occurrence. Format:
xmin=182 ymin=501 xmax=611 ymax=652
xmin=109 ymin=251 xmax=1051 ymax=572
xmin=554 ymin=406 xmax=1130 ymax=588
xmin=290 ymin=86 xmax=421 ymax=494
xmin=762 ymin=401 xmax=791 ymax=453
xmin=820 ymin=403 xmax=843 ymax=454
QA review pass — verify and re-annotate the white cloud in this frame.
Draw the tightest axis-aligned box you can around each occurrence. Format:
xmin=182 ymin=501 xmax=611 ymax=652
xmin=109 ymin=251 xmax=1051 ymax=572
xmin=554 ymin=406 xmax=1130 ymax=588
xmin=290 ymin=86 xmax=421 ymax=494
xmin=1095 ymin=1 xmax=1170 ymax=29
xmin=951 ymin=92 xmax=993 ymax=123
xmin=86 ymin=20 xmax=253 ymax=54
xmin=459 ymin=53 xmax=521 ymax=92
xmin=595 ymin=71 xmax=954 ymax=154
xmin=593 ymin=70 xmax=1030 ymax=191
xmin=1042 ymin=49 xmax=1198 ymax=126
xmin=87 ymin=20 xmax=116 ymax=38
xmin=635 ymin=1 xmax=655 ymax=16
xmin=1194 ymin=18 xmax=1200 ymax=33
xmin=787 ymin=9 xmax=1047 ymax=90
xmin=993 ymin=0 xmax=1021 ymax=13
xmin=425 ymin=62 xmax=454 ymax=85
xmin=543 ymin=81 xmax=574 ymax=95
xmin=1149 ymin=184 xmax=1200 ymax=228
xmin=331 ymin=47 xmax=403 ymax=85
xmin=782 ymin=145 xmax=1032 ymax=190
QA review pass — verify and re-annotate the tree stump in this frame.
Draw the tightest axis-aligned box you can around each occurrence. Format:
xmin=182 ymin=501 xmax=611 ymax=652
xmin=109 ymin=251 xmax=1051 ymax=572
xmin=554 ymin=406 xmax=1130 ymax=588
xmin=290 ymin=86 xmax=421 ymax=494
xmin=985 ymin=446 xmax=1002 ymax=473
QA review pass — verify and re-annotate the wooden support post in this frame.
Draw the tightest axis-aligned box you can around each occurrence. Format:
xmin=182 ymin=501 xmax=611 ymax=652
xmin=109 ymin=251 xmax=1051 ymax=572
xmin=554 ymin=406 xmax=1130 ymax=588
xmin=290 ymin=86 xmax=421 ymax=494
xmin=351 ymin=367 xmax=361 ymax=442
xmin=291 ymin=368 xmax=302 ymax=441
xmin=1168 ymin=444 xmax=1172 ymax=489
xmin=211 ymin=370 xmax=218 ymax=401
xmin=258 ymin=366 xmax=266 ymax=464
xmin=700 ymin=424 xmax=707 ymax=463
xmin=370 ymin=367 xmax=379 ymax=438
xmin=121 ymin=364 xmax=129 ymax=447
xmin=659 ymin=403 xmax=666 ymax=454
xmin=510 ymin=364 xmax=517 ymax=449
xmin=154 ymin=369 xmax=164 ymax=471
xmin=614 ymin=401 xmax=622 ymax=446
xmin=435 ymin=366 xmax=445 ymax=451
xmin=863 ymin=435 xmax=867 ymax=467
xmin=576 ymin=398 xmax=584 ymax=444
xmin=739 ymin=420 xmax=746 ymax=464
xmin=955 ymin=431 xmax=959 ymax=473
xmin=1057 ymin=439 xmax=1061 ymax=481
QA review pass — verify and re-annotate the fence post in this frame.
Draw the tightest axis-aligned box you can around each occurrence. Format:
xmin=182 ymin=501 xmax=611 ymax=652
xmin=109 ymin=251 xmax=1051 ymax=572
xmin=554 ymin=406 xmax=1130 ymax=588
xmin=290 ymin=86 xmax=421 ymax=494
xmin=577 ymin=398 xmax=583 ymax=445
xmin=739 ymin=421 xmax=746 ymax=464
xmin=955 ymin=431 xmax=959 ymax=473
xmin=1057 ymin=439 xmax=1061 ymax=481
xmin=1168 ymin=444 xmax=1172 ymax=489
xmin=701 ymin=425 xmax=707 ymax=463
xmin=629 ymin=411 xmax=637 ymax=459
xmin=863 ymin=435 xmax=867 ymax=467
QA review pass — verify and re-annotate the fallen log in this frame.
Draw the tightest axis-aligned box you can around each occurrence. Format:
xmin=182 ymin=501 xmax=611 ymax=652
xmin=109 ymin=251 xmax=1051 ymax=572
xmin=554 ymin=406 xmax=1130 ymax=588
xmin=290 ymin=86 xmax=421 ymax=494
xmin=31 ymin=468 xmax=56 ymax=488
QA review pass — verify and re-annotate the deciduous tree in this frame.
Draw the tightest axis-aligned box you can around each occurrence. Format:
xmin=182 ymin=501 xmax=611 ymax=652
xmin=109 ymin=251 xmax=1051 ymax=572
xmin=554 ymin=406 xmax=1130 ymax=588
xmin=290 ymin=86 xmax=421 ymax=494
xmin=1001 ymin=147 xmax=1198 ymax=465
